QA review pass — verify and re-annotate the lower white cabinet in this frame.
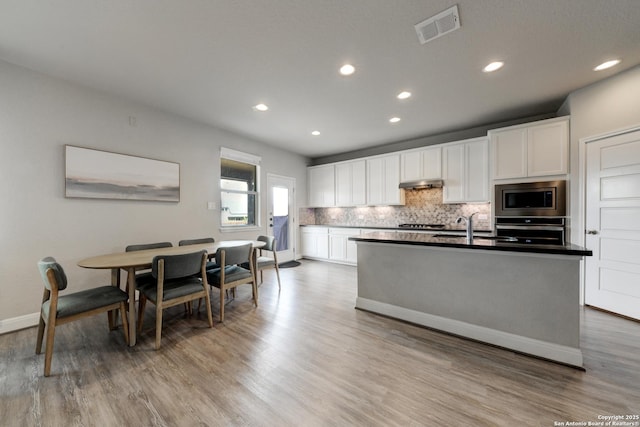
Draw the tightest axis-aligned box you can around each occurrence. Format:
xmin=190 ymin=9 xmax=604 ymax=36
xmin=301 ymin=226 xmax=329 ymax=259
xmin=329 ymin=228 xmax=361 ymax=264
xmin=301 ymin=227 xmax=360 ymax=264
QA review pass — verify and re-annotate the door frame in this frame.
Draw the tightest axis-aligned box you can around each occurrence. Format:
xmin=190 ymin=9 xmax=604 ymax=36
xmin=579 ymin=123 xmax=640 ymax=304
xmin=266 ymin=173 xmax=297 ymax=262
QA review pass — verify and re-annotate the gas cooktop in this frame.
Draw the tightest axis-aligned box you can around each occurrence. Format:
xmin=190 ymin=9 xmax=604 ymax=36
xmin=398 ymin=223 xmax=446 ymax=230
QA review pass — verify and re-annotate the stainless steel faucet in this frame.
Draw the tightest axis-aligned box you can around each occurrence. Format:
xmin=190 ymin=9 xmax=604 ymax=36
xmin=456 ymin=212 xmax=479 ymax=243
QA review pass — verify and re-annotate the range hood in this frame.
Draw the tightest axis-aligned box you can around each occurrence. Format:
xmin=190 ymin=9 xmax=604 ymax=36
xmin=399 ymin=179 xmax=444 ymax=190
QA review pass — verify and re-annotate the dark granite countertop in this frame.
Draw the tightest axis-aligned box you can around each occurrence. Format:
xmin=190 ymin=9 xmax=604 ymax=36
xmin=349 ymin=231 xmax=592 ymax=257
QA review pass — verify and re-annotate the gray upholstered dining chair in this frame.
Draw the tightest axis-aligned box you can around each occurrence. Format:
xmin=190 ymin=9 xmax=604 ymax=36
xmin=137 ymin=250 xmax=213 ymax=349
xmin=125 ymin=241 xmax=173 ymax=315
xmin=125 ymin=241 xmax=173 ymax=290
xmin=178 ymin=237 xmax=218 ymax=269
xmin=206 ymin=243 xmax=257 ymax=322
xmin=36 ymin=257 xmax=129 ymax=376
xmin=254 ymin=235 xmax=281 ymax=290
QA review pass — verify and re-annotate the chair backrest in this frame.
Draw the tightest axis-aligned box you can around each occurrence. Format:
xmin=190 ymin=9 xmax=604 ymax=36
xmin=37 ymin=257 xmax=68 ymax=291
xmin=257 ymin=235 xmax=277 ymax=252
xmin=152 ymin=250 xmax=206 ymax=281
xmin=178 ymin=237 xmax=215 ymax=246
xmin=126 ymin=242 xmax=173 ymax=252
xmin=216 ymin=243 xmax=252 ymax=267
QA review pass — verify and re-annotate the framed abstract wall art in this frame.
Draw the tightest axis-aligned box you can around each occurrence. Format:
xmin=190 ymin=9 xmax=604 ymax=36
xmin=65 ymin=145 xmax=180 ymax=202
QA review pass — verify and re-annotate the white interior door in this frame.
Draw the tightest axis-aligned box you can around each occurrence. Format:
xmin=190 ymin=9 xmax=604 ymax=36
xmin=267 ymin=174 xmax=296 ymax=263
xmin=585 ymin=128 xmax=640 ymax=319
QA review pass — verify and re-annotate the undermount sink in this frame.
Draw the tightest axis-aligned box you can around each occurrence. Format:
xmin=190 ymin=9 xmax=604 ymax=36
xmin=433 ymin=234 xmax=517 ymax=242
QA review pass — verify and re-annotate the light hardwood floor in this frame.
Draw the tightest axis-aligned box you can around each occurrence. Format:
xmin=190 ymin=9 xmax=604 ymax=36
xmin=1 ymin=260 xmax=639 ymax=426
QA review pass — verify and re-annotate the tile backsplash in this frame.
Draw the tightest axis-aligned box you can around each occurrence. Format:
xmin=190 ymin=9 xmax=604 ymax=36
xmin=300 ymin=188 xmax=492 ymax=230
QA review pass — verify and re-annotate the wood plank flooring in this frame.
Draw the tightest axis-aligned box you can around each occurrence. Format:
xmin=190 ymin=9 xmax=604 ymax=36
xmin=1 ymin=260 xmax=639 ymax=426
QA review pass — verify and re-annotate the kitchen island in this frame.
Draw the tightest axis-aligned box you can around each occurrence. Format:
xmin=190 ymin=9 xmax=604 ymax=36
xmin=350 ymin=231 xmax=592 ymax=367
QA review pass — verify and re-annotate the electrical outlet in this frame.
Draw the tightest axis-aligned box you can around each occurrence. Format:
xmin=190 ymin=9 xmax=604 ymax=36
xmin=478 ymin=214 xmax=488 ymax=220
xmin=207 ymin=202 xmax=216 ymax=210
xmin=358 ymin=215 xmax=364 ymax=219
xmin=378 ymin=215 xmax=385 ymax=219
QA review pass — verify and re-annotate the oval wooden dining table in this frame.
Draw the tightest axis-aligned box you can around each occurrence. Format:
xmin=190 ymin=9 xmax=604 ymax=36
xmin=77 ymin=240 xmax=265 ymax=346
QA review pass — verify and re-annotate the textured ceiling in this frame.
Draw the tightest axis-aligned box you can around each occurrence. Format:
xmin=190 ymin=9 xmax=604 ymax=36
xmin=1 ymin=0 xmax=639 ymax=158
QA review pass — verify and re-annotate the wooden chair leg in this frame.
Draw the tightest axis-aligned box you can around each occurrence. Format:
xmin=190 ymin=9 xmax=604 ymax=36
xmin=35 ymin=313 xmax=46 ymax=354
xmin=260 ymin=270 xmax=264 ymax=284
xmin=108 ymin=310 xmax=114 ymax=330
xmin=274 ymin=265 xmax=282 ymax=291
xmin=252 ymin=281 xmax=258 ymax=307
xmin=203 ymin=292 xmax=214 ymax=328
xmin=220 ymin=287 xmax=225 ymax=322
xmin=155 ymin=303 xmax=163 ymax=350
xmin=119 ymin=302 xmax=130 ymax=345
xmin=43 ymin=320 xmax=56 ymax=377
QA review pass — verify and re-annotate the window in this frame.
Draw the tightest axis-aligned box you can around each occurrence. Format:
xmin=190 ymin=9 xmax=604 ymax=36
xmin=220 ymin=148 xmax=260 ymax=228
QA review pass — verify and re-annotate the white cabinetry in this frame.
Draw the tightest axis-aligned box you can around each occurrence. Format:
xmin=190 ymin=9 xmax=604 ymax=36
xmin=335 ymin=160 xmax=366 ymax=206
xmin=490 ymin=117 xmax=569 ymax=180
xmin=442 ymin=137 xmax=489 ymax=203
xmin=400 ymin=146 xmax=442 ymax=182
xmin=329 ymin=228 xmax=360 ymax=264
xmin=366 ymin=154 xmax=404 ymax=205
xmin=301 ymin=226 xmax=329 ymax=259
xmin=307 ymin=164 xmax=335 ymax=207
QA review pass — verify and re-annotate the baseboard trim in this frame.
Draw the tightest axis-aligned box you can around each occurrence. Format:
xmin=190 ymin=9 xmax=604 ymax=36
xmin=0 ymin=312 xmax=39 ymax=335
xmin=356 ymin=297 xmax=583 ymax=368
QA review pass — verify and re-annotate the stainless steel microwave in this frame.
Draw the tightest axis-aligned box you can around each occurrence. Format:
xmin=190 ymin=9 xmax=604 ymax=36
xmin=494 ymin=180 xmax=566 ymax=217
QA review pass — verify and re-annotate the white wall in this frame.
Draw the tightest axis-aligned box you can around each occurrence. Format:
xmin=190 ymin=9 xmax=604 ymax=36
xmin=0 ymin=59 xmax=308 ymax=330
xmin=565 ymin=65 xmax=640 ymax=246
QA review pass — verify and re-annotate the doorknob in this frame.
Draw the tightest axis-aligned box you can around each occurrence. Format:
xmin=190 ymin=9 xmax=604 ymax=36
xmin=586 ymin=230 xmax=599 ymax=235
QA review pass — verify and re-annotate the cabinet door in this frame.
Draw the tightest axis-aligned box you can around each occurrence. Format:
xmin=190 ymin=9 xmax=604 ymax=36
xmin=301 ymin=231 xmax=315 ymax=257
xmin=465 ymin=139 xmax=489 ymax=202
xmin=527 ymin=120 xmax=568 ymax=177
xmin=302 ymin=229 xmax=328 ymax=258
xmin=491 ymin=128 xmax=527 ymax=179
xmin=351 ymin=160 xmax=367 ymax=205
xmin=422 ymin=147 xmax=442 ymax=179
xmin=368 ymin=154 xmax=403 ymax=205
xmin=366 ymin=157 xmax=385 ymax=205
xmin=400 ymin=147 xmax=442 ymax=181
xmin=382 ymin=154 xmax=403 ymax=205
xmin=308 ymin=165 xmax=335 ymax=207
xmin=329 ymin=233 xmax=346 ymax=261
xmin=335 ymin=163 xmax=352 ymax=206
xmin=442 ymin=144 xmax=465 ymax=203
xmin=400 ymin=151 xmax=422 ymax=182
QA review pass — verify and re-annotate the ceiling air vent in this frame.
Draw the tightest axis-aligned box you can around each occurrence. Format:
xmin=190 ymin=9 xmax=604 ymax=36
xmin=414 ymin=4 xmax=460 ymax=45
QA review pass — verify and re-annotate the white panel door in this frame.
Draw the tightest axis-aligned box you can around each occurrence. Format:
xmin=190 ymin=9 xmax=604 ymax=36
xmin=267 ymin=174 xmax=296 ymax=262
xmin=585 ymin=129 xmax=640 ymax=319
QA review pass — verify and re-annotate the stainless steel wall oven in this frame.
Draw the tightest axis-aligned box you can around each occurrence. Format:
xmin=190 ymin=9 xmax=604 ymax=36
xmin=494 ymin=180 xmax=567 ymax=245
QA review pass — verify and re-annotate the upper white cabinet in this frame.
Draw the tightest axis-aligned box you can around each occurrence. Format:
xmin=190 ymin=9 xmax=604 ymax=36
xmin=442 ymin=137 xmax=489 ymax=203
xmin=366 ymin=153 xmax=405 ymax=205
xmin=335 ymin=160 xmax=366 ymax=206
xmin=400 ymin=146 xmax=442 ymax=182
xmin=307 ymin=164 xmax=335 ymax=207
xmin=490 ymin=117 xmax=569 ymax=180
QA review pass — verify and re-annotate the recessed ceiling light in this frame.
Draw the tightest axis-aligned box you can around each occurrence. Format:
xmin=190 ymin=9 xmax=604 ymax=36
xmin=340 ymin=64 xmax=355 ymax=76
xmin=397 ymin=91 xmax=412 ymax=100
xmin=594 ymin=59 xmax=621 ymax=71
xmin=311 ymin=130 xmax=321 ymax=136
xmin=389 ymin=117 xmax=401 ymax=123
xmin=253 ymin=103 xmax=269 ymax=112
xmin=483 ymin=61 xmax=504 ymax=73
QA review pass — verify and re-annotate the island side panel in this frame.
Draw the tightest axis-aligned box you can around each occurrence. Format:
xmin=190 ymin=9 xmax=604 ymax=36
xmin=355 ymin=242 xmax=581 ymax=349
